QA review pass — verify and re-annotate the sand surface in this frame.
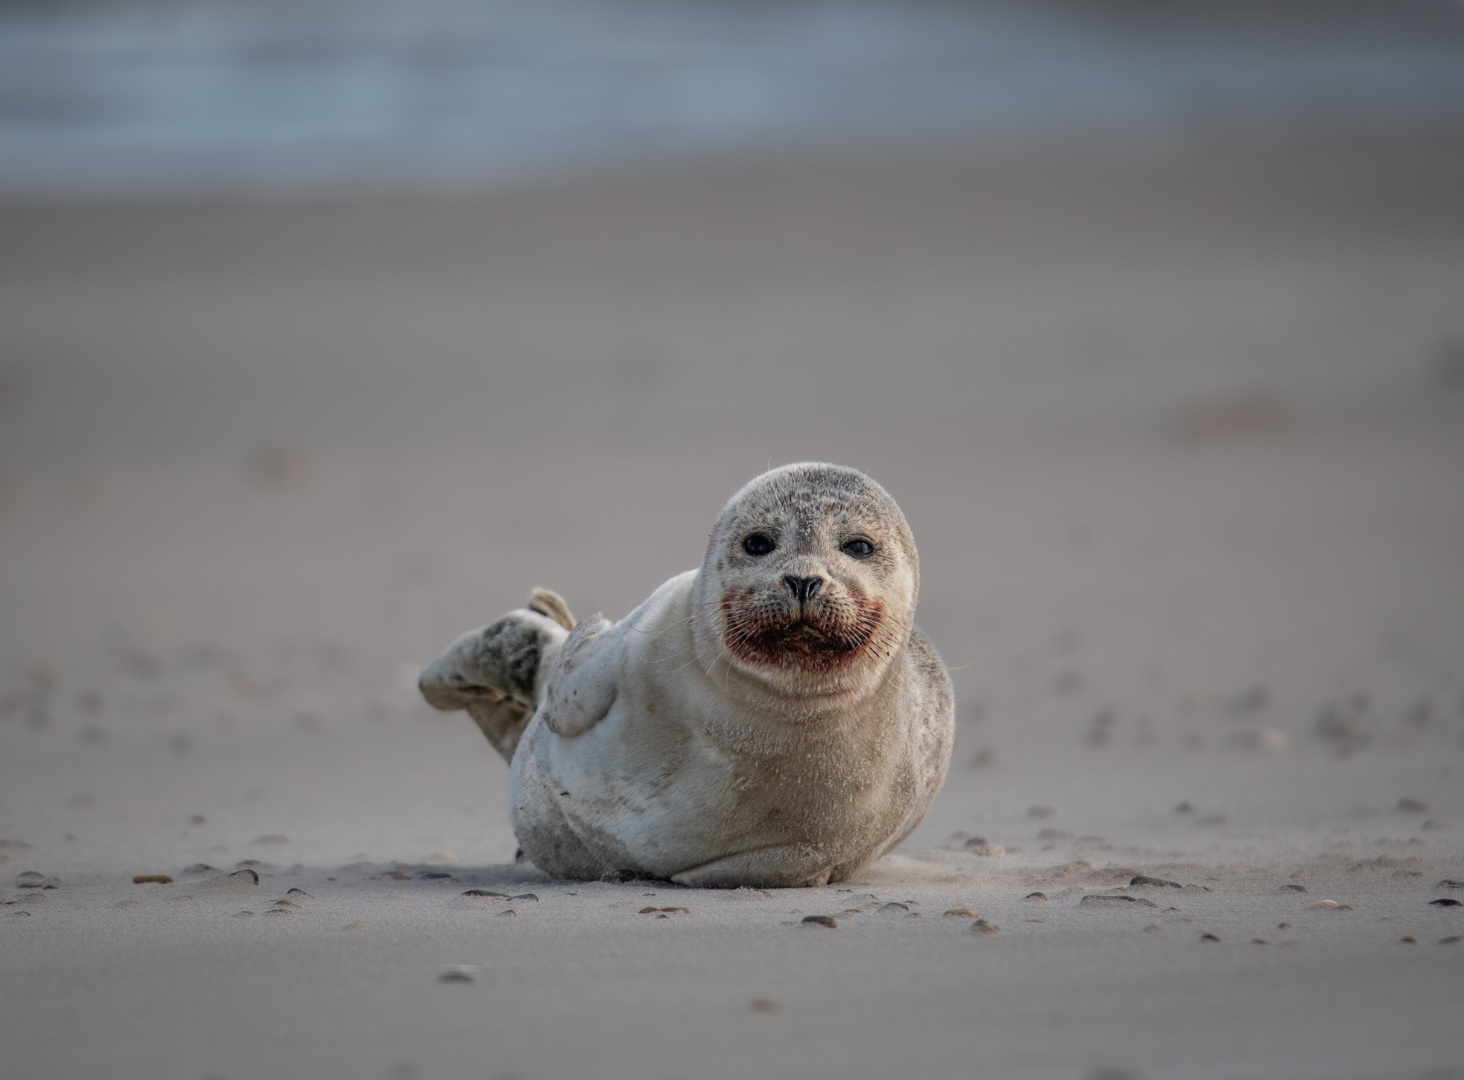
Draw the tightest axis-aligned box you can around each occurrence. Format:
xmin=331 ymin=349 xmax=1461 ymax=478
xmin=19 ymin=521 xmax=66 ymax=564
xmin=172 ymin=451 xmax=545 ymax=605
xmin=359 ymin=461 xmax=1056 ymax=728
xmin=2 ymin=139 xmax=1463 ymax=1079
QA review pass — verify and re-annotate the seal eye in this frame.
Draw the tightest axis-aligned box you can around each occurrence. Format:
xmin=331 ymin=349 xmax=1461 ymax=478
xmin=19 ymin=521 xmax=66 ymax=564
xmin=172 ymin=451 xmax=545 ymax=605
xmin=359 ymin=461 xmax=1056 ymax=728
xmin=841 ymin=538 xmax=874 ymax=559
xmin=742 ymin=533 xmax=776 ymax=556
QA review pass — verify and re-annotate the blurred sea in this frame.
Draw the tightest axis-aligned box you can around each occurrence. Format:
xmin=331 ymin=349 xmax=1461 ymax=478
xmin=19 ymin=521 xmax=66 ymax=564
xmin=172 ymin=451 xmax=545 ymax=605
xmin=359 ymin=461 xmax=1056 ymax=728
xmin=3 ymin=0 xmax=1464 ymax=197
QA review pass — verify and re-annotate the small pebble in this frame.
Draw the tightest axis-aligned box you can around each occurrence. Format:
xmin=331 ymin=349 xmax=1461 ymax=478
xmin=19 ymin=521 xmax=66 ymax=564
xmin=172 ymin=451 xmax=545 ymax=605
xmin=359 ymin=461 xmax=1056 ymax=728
xmin=1278 ymin=923 xmax=1292 ymax=929
xmin=232 ymin=911 xmax=256 ymax=917
xmin=497 ymin=909 xmax=516 ymax=917
xmin=638 ymin=906 xmax=689 ymax=914
xmin=1281 ymin=884 xmax=1308 ymax=893
xmin=286 ymin=888 xmax=313 ymax=899
xmin=750 ymin=998 xmax=781 ymax=1013
xmin=273 ymin=898 xmax=300 ymax=908
xmin=944 ymin=908 xmax=980 ymax=918
xmin=1429 ymin=898 xmax=1462 ymax=906
xmin=1439 ymin=936 xmax=1460 ymax=944
xmin=132 ymin=875 xmax=172 ymax=884
xmin=439 ymin=967 xmax=475 ymax=984
xmin=964 ymin=839 xmax=1005 ymax=857
xmin=1438 ymin=879 xmax=1462 ymax=888
xmin=1200 ymin=933 xmax=1220 ymax=942
xmin=420 ymin=872 xmax=453 ymax=880
xmin=1400 ymin=936 xmax=1417 ymax=944
xmin=1080 ymin=895 xmax=1159 ymax=908
xmin=1143 ymin=924 xmax=1162 ymax=932
xmin=1023 ymin=892 xmax=1048 ymax=902
xmin=1251 ymin=939 xmax=1268 ymax=945
xmin=971 ymin=919 xmax=998 ymax=933
xmin=462 ymin=889 xmax=510 ymax=898
xmin=879 ymin=902 xmax=910 ymax=913
xmin=1309 ymin=900 xmax=1340 ymax=909
xmin=510 ymin=893 xmax=539 ymax=902
xmin=801 ymin=915 xmax=837 ymax=929
xmin=1129 ymin=876 xmax=1182 ymax=889
xmin=229 ymin=869 xmax=259 ymax=885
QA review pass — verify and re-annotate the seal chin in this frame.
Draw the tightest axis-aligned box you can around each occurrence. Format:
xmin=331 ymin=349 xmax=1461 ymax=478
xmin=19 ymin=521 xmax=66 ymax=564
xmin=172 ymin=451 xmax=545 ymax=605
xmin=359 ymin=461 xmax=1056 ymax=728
xmin=720 ymin=587 xmax=884 ymax=675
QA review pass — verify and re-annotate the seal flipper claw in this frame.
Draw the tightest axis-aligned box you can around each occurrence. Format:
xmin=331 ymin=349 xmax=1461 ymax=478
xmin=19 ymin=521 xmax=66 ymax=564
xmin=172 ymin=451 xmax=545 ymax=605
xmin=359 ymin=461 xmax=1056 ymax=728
xmin=529 ymin=587 xmax=576 ymax=631
xmin=418 ymin=603 xmax=572 ymax=762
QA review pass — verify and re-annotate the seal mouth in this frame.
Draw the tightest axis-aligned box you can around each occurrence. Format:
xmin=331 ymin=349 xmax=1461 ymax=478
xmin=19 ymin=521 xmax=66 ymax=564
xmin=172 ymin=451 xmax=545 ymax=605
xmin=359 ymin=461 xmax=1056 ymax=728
xmin=720 ymin=586 xmax=884 ymax=673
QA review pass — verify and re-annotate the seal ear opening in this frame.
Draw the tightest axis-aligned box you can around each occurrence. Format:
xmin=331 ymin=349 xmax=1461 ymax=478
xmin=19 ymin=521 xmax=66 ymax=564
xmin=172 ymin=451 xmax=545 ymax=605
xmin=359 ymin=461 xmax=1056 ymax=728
xmin=529 ymin=588 xmax=576 ymax=631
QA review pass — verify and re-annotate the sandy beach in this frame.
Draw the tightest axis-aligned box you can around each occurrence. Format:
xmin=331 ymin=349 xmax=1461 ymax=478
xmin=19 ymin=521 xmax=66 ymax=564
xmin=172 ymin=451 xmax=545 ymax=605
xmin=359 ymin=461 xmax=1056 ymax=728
xmin=2 ymin=137 xmax=1463 ymax=1079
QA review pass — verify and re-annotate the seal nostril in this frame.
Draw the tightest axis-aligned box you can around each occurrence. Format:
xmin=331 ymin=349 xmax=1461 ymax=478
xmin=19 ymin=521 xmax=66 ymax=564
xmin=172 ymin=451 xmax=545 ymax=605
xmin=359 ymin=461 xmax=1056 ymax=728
xmin=783 ymin=575 xmax=823 ymax=603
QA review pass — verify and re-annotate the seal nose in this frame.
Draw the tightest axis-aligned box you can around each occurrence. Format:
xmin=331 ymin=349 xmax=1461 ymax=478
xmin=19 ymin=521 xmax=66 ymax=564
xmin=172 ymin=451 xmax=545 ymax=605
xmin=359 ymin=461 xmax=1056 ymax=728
xmin=782 ymin=575 xmax=824 ymax=604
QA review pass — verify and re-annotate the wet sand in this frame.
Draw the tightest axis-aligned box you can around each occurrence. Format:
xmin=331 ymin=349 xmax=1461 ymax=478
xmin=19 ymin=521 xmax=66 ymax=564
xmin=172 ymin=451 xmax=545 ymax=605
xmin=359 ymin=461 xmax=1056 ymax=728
xmin=1 ymin=137 xmax=1463 ymax=1079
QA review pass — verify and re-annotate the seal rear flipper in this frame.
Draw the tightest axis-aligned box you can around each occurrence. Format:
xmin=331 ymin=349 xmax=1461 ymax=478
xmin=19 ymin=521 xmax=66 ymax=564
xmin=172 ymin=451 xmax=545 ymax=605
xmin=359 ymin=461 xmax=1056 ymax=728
xmin=418 ymin=590 xmax=574 ymax=762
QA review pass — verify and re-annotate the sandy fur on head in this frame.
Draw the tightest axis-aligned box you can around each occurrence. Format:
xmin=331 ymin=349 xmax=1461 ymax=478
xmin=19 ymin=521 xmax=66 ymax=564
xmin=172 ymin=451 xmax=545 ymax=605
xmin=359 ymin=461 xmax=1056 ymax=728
xmin=428 ymin=463 xmax=954 ymax=887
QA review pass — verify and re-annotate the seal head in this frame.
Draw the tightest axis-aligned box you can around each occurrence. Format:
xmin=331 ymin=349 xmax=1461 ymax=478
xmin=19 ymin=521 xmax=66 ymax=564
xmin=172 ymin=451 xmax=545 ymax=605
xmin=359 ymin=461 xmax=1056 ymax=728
xmin=692 ymin=463 xmax=918 ymax=702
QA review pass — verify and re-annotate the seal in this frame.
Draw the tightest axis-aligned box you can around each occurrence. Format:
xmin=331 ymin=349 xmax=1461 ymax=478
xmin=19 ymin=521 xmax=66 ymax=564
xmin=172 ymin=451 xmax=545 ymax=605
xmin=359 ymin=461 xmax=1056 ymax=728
xmin=419 ymin=462 xmax=953 ymax=887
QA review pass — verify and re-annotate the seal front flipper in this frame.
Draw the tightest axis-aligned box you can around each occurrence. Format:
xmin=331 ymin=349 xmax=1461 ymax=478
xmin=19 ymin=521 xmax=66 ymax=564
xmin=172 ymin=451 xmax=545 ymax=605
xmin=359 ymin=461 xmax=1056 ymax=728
xmin=538 ymin=614 xmax=619 ymax=737
xmin=669 ymin=846 xmax=836 ymax=889
xmin=418 ymin=588 xmax=575 ymax=761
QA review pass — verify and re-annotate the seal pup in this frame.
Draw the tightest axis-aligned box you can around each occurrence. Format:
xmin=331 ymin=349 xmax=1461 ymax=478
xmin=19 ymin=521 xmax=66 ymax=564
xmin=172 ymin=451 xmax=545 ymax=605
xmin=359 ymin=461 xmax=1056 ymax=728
xmin=419 ymin=462 xmax=953 ymax=887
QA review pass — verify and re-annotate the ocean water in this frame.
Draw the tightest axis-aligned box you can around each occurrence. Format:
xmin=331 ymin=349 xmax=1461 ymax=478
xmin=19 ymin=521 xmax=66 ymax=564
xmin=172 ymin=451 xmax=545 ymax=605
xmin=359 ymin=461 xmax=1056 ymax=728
xmin=2 ymin=0 xmax=1464 ymax=195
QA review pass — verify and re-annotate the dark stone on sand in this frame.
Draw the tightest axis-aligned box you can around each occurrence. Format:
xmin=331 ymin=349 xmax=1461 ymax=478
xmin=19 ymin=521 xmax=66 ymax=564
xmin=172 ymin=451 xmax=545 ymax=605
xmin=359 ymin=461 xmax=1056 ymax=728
xmin=879 ymin=902 xmax=910 ymax=913
xmin=497 ymin=909 xmax=516 ymax=916
xmin=233 ymin=911 xmax=256 ymax=917
xmin=1440 ymin=936 xmax=1461 ymax=944
xmin=439 ymin=970 xmax=475 ymax=983
xmin=1024 ymin=892 xmax=1048 ymax=901
xmin=132 ymin=875 xmax=172 ymax=884
xmin=1429 ymin=897 xmax=1461 ymax=906
xmin=802 ymin=915 xmax=837 ymax=928
xmin=420 ymin=872 xmax=452 ymax=879
xmin=1129 ymin=876 xmax=1183 ymax=888
xmin=1081 ymin=895 xmax=1159 ymax=908
xmin=462 ymin=889 xmax=510 ymax=898
xmin=229 ymin=869 xmax=259 ymax=884
xmin=286 ymin=888 xmax=312 ymax=898
xmin=1281 ymin=883 xmax=1308 ymax=892
xmin=511 ymin=893 xmax=539 ymax=902
xmin=1200 ymin=933 xmax=1220 ymax=942
xmin=971 ymin=919 xmax=998 ymax=932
